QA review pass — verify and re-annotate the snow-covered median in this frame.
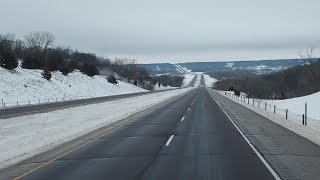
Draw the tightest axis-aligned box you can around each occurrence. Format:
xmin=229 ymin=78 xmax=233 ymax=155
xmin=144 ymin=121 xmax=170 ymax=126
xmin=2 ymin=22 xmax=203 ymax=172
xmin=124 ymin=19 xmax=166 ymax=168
xmin=0 ymin=88 xmax=191 ymax=170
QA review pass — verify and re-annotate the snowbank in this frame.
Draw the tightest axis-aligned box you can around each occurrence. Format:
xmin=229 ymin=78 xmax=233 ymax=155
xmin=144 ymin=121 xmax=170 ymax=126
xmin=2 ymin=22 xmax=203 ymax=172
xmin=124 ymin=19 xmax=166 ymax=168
xmin=153 ymin=84 xmax=176 ymax=91
xmin=263 ymin=92 xmax=320 ymax=120
xmin=0 ymin=88 xmax=192 ymax=169
xmin=221 ymin=90 xmax=320 ymax=121
xmin=0 ymin=66 xmax=146 ymax=107
xmin=203 ymin=74 xmax=217 ymax=87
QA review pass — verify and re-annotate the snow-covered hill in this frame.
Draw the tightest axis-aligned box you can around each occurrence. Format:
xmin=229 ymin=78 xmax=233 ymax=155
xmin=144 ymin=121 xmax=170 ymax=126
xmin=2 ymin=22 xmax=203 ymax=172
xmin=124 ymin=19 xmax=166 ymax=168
xmin=174 ymin=64 xmax=191 ymax=73
xmin=0 ymin=66 xmax=147 ymax=107
xmin=203 ymin=74 xmax=217 ymax=87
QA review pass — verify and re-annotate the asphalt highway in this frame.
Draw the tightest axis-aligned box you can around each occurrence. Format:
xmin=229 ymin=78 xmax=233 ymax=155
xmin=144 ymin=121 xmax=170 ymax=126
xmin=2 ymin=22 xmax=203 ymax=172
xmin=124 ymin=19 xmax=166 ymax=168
xmin=200 ymin=74 xmax=205 ymax=86
xmin=187 ymin=74 xmax=198 ymax=87
xmin=17 ymin=88 xmax=275 ymax=180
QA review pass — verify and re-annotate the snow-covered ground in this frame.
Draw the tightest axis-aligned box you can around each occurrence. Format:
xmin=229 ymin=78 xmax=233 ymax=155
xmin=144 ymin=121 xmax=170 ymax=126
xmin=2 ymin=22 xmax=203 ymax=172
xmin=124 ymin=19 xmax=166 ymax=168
xmin=216 ymin=89 xmax=320 ymax=148
xmin=0 ymin=66 xmax=147 ymax=107
xmin=194 ymin=75 xmax=201 ymax=87
xmin=174 ymin=64 xmax=191 ymax=73
xmin=221 ymin=90 xmax=320 ymax=128
xmin=0 ymin=88 xmax=192 ymax=170
xmin=153 ymin=84 xmax=176 ymax=90
xmin=203 ymin=74 xmax=217 ymax=87
xmin=262 ymin=92 xmax=320 ymax=120
xmin=182 ymin=74 xmax=196 ymax=87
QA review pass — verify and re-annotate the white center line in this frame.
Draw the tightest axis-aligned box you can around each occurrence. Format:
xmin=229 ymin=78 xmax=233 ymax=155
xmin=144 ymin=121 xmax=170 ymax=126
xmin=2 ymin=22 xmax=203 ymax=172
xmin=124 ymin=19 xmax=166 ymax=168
xmin=188 ymin=108 xmax=190 ymax=111
xmin=165 ymin=135 xmax=174 ymax=146
xmin=181 ymin=116 xmax=185 ymax=121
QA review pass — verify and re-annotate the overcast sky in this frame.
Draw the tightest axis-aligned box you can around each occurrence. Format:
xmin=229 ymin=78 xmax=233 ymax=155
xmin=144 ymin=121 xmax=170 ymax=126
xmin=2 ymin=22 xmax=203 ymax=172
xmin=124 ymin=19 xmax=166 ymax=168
xmin=1 ymin=0 xmax=320 ymax=63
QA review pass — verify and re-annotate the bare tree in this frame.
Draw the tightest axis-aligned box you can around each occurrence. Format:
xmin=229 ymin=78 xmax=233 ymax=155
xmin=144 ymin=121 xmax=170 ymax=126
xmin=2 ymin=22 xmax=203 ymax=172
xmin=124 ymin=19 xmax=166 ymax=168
xmin=0 ymin=33 xmax=19 ymax=70
xmin=24 ymin=31 xmax=55 ymax=64
xmin=298 ymin=48 xmax=320 ymax=90
xmin=0 ymin=33 xmax=15 ymax=54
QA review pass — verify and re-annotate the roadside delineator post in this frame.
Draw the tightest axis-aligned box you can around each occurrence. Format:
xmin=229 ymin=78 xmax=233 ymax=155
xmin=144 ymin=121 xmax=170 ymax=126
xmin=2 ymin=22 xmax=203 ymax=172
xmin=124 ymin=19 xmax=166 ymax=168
xmin=305 ymin=102 xmax=307 ymax=126
xmin=265 ymin=103 xmax=267 ymax=110
xmin=274 ymin=105 xmax=276 ymax=114
xmin=302 ymin=114 xmax=305 ymax=125
xmin=286 ymin=109 xmax=288 ymax=119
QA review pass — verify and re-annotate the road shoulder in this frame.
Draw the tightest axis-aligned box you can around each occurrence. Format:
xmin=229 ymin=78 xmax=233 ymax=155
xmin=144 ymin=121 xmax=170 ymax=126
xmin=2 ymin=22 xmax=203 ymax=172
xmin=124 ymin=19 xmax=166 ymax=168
xmin=207 ymin=88 xmax=320 ymax=180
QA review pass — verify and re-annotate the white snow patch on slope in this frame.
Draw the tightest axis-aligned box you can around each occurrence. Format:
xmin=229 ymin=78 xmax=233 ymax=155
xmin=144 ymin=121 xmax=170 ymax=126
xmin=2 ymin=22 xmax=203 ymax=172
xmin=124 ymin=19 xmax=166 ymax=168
xmin=174 ymin=65 xmax=191 ymax=73
xmin=203 ymin=74 xmax=217 ymax=87
xmin=182 ymin=74 xmax=196 ymax=87
xmin=225 ymin=63 xmax=235 ymax=70
xmin=0 ymin=88 xmax=192 ymax=170
xmin=194 ymin=75 xmax=201 ymax=87
xmin=153 ymin=84 xmax=176 ymax=90
xmin=0 ymin=66 xmax=146 ymax=106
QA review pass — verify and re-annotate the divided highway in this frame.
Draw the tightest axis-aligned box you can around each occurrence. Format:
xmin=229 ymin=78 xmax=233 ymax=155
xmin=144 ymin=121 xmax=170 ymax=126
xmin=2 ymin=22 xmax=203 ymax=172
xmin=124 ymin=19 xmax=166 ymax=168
xmin=12 ymin=88 xmax=275 ymax=180
xmin=0 ymin=89 xmax=173 ymax=119
xmin=0 ymin=75 xmax=199 ymax=119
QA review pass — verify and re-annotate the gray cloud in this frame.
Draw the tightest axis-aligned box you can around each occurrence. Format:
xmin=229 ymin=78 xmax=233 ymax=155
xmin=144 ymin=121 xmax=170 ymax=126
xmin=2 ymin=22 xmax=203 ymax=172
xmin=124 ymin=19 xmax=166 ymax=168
xmin=1 ymin=0 xmax=320 ymax=63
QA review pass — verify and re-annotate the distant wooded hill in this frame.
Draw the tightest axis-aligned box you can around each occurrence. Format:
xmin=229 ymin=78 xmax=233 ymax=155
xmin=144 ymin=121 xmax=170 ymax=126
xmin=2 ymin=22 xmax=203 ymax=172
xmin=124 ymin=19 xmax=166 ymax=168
xmin=138 ymin=59 xmax=318 ymax=74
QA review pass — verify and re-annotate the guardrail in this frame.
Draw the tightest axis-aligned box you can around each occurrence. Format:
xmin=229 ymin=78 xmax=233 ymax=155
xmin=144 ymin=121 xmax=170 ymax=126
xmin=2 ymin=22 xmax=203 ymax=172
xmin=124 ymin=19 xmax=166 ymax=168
xmin=0 ymin=95 xmax=95 ymax=109
xmin=219 ymin=91 xmax=320 ymax=130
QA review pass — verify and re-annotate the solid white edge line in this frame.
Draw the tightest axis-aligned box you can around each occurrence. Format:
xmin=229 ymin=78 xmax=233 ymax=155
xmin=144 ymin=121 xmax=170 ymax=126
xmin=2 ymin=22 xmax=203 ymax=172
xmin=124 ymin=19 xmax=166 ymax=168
xmin=210 ymin=94 xmax=281 ymax=180
xmin=181 ymin=116 xmax=185 ymax=121
xmin=165 ymin=135 xmax=174 ymax=146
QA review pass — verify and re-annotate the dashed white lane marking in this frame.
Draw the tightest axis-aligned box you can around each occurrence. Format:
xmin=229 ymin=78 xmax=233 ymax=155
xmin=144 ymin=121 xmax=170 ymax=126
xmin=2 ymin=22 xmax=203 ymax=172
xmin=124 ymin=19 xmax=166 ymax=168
xmin=181 ymin=116 xmax=185 ymax=121
xmin=188 ymin=108 xmax=190 ymax=111
xmin=165 ymin=135 xmax=174 ymax=146
xmin=210 ymin=93 xmax=281 ymax=180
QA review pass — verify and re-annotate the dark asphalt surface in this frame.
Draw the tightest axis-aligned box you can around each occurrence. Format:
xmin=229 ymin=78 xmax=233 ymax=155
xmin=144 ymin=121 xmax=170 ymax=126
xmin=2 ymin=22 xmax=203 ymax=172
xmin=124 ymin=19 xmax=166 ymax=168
xmin=200 ymin=74 xmax=205 ymax=86
xmin=20 ymin=88 xmax=274 ymax=180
